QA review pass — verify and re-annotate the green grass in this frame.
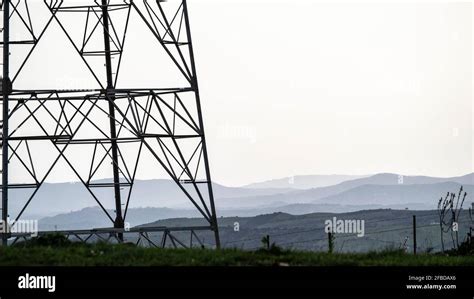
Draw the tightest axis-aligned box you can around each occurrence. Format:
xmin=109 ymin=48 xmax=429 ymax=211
xmin=1 ymin=242 xmax=473 ymax=266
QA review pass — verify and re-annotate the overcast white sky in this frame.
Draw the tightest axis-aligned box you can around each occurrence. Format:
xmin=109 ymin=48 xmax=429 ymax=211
xmin=191 ymin=0 xmax=473 ymax=186
xmin=4 ymin=0 xmax=474 ymax=187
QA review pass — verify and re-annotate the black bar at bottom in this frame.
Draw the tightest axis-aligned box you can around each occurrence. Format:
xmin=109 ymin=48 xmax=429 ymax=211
xmin=0 ymin=266 xmax=472 ymax=298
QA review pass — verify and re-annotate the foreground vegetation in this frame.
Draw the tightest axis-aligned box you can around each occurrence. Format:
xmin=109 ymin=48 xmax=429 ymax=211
xmin=0 ymin=235 xmax=473 ymax=266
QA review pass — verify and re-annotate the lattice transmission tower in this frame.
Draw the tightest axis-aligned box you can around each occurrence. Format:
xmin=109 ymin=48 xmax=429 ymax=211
xmin=0 ymin=0 xmax=220 ymax=248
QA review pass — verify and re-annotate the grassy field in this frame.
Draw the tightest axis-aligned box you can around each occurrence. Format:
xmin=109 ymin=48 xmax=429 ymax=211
xmin=1 ymin=241 xmax=473 ymax=266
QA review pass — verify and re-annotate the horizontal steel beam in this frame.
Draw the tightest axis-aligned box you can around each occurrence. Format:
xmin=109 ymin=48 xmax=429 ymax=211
xmin=8 ymin=225 xmax=214 ymax=238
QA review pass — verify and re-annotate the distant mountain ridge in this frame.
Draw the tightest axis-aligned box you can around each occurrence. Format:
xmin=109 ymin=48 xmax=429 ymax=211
xmin=10 ymin=180 xmax=296 ymax=219
xmin=241 ymin=173 xmax=474 ymax=191
xmin=336 ymin=173 xmax=474 ymax=186
xmin=218 ymin=173 xmax=474 ymax=209
xmin=38 ymin=201 xmax=444 ymax=231
xmin=11 ymin=172 xmax=474 ymax=220
xmin=313 ymin=182 xmax=474 ymax=206
xmin=241 ymin=174 xmax=370 ymax=190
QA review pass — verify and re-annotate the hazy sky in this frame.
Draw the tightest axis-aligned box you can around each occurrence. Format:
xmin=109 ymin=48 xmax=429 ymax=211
xmin=5 ymin=0 xmax=474 ymax=186
xmin=190 ymin=0 xmax=473 ymax=185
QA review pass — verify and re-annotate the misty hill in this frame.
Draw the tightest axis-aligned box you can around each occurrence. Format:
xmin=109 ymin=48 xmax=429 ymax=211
xmin=11 ymin=179 xmax=295 ymax=219
xmin=38 ymin=207 xmax=201 ymax=231
xmin=13 ymin=172 xmax=474 ymax=219
xmin=39 ymin=202 xmax=438 ymax=231
xmin=312 ymin=182 xmax=474 ymax=207
xmin=338 ymin=172 xmax=474 ymax=186
xmin=138 ymin=209 xmax=473 ymax=252
xmin=38 ymin=204 xmax=373 ymax=230
xmin=305 ymin=173 xmax=474 ymax=201
xmin=242 ymin=174 xmax=369 ymax=190
xmin=219 ymin=173 xmax=474 ymax=209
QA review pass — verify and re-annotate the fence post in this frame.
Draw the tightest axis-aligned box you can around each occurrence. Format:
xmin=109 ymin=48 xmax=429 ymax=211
xmin=328 ymin=232 xmax=333 ymax=253
xmin=413 ymin=215 xmax=417 ymax=255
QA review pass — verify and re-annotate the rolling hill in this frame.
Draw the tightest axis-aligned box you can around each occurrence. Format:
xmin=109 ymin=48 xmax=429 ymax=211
xmin=219 ymin=173 xmax=474 ymax=209
xmin=12 ymin=172 xmax=474 ymax=221
xmin=10 ymin=179 xmax=296 ymax=219
xmin=241 ymin=174 xmax=369 ymax=190
xmin=137 ymin=209 xmax=473 ymax=252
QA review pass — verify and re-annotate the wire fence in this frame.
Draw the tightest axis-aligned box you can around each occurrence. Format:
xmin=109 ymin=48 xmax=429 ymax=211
xmin=217 ymin=211 xmax=473 ymax=253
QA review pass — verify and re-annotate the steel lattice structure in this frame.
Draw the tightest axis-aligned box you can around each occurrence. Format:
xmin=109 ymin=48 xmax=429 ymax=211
xmin=0 ymin=0 xmax=220 ymax=248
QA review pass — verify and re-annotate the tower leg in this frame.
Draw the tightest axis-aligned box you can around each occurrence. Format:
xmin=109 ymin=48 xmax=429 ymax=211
xmin=101 ymin=0 xmax=124 ymax=240
xmin=1 ymin=0 xmax=10 ymax=246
